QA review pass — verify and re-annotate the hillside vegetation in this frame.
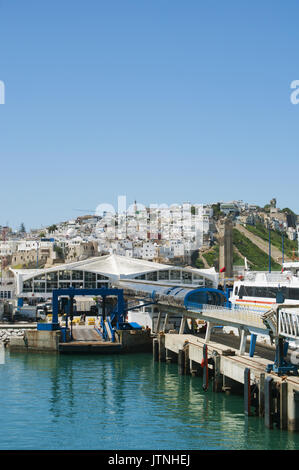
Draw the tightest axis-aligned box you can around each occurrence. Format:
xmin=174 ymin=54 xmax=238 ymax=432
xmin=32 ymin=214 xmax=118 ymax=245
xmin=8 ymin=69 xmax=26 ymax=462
xmin=232 ymin=229 xmax=281 ymax=271
xmin=245 ymin=223 xmax=297 ymax=259
xmin=193 ymin=229 xmax=283 ymax=271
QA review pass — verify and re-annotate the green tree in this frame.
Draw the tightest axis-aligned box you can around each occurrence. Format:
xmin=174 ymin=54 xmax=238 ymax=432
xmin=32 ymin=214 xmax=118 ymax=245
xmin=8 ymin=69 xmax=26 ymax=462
xmin=48 ymin=224 xmax=58 ymax=233
xmin=282 ymin=208 xmax=297 ymax=216
xmin=54 ymin=245 xmax=64 ymax=259
xmin=211 ymin=203 xmax=221 ymax=218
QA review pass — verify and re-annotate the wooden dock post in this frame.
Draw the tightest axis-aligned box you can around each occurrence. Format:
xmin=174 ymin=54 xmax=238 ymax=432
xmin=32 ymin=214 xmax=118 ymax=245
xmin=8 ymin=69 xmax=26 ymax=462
xmin=158 ymin=333 xmax=166 ymax=362
xmin=287 ymin=388 xmax=299 ymax=431
xmin=265 ymin=376 xmax=274 ymax=429
xmin=213 ymin=353 xmax=222 ymax=393
xmin=244 ymin=368 xmax=251 ymax=416
xmin=190 ymin=359 xmax=201 ymax=377
xmin=153 ymin=337 xmax=159 ymax=362
xmin=202 ymin=344 xmax=209 ymax=391
xmin=239 ymin=329 xmax=248 ymax=356
xmin=178 ymin=348 xmax=185 ymax=375
xmin=166 ymin=348 xmax=176 ymax=363
xmin=258 ymin=373 xmax=265 ymax=417
xmin=280 ymin=381 xmax=288 ymax=430
xmin=184 ymin=344 xmax=190 ymax=375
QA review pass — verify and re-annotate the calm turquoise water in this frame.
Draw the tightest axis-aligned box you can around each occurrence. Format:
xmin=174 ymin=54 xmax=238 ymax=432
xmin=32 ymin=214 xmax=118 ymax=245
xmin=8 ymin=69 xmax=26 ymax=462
xmin=1 ymin=350 xmax=299 ymax=450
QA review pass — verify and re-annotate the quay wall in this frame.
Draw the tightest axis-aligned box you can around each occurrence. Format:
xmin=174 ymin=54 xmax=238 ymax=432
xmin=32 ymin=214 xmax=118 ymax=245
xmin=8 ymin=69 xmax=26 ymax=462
xmin=116 ymin=329 xmax=152 ymax=352
xmin=9 ymin=330 xmax=61 ymax=352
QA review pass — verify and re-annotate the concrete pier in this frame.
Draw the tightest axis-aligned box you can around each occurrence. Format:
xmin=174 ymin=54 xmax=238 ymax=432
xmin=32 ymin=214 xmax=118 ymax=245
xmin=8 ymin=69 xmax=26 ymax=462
xmin=8 ymin=324 xmax=152 ymax=354
xmin=154 ymin=332 xmax=299 ymax=432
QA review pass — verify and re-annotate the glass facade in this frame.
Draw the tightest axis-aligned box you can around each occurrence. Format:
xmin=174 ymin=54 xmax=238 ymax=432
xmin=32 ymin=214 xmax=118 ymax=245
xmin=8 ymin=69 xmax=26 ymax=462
xmin=134 ymin=269 xmax=206 ymax=286
xmin=182 ymin=272 xmax=192 ymax=283
xmin=170 ymin=270 xmax=181 ymax=280
xmin=20 ymin=267 xmax=211 ymax=295
xmin=21 ymin=269 xmax=109 ymax=295
xmin=158 ymin=270 xmax=169 ymax=280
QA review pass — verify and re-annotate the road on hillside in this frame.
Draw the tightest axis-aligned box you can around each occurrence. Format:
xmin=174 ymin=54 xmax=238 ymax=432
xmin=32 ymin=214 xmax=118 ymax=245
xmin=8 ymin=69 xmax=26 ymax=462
xmin=234 ymin=224 xmax=291 ymax=265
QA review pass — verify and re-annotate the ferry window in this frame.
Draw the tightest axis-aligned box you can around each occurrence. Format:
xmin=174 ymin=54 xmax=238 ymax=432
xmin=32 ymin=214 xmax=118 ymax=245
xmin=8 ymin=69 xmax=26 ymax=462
xmin=234 ymin=287 xmax=239 ymax=296
xmin=255 ymin=287 xmax=267 ymax=298
xmin=267 ymin=287 xmax=278 ymax=298
xmin=242 ymin=286 xmax=255 ymax=297
xmin=289 ymin=288 xmax=299 ymax=300
xmin=281 ymin=287 xmax=289 ymax=298
xmin=239 ymin=286 xmax=244 ymax=298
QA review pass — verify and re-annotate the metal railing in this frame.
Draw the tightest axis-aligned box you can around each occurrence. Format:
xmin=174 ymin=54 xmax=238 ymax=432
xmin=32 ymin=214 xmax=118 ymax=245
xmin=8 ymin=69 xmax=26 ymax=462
xmin=188 ymin=303 xmax=268 ymax=331
xmin=278 ymin=310 xmax=299 ymax=339
xmin=262 ymin=304 xmax=299 ymax=340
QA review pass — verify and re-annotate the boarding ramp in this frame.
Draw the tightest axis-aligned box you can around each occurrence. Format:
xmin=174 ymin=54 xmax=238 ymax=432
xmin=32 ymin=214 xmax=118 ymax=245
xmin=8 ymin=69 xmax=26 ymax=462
xmin=71 ymin=327 xmax=103 ymax=342
xmin=187 ymin=304 xmax=269 ymax=335
xmin=262 ymin=304 xmax=299 ymax=341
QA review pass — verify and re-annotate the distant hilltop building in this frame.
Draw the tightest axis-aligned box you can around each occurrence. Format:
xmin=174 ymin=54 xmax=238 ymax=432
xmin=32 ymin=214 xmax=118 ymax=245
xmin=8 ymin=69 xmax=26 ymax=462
xmin=270 ymin=198 xmax=277 ymax=208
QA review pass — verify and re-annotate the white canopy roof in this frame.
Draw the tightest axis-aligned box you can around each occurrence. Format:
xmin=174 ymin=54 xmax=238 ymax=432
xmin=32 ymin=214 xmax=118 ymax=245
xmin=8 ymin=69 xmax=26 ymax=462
xmin=10 ymin=253 xmax=218 ymax=284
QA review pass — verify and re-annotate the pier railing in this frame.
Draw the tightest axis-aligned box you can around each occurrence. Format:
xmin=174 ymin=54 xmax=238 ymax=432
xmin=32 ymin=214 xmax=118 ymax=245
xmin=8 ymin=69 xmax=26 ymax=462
xmin=262 ymin=304 xmax=299 ymax=340
xmin=278 ymin=310 xmax=299 ymax=339
xmin=187 ymin=303 xmax=269 ymax=333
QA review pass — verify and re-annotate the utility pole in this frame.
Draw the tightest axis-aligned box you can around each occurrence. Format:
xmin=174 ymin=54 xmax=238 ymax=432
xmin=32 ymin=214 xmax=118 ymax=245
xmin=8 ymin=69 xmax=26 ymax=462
xmin=268 ymin=223 xmax=271 ymax=273
xmin=36 ymin=241 xmax=39 ymax=268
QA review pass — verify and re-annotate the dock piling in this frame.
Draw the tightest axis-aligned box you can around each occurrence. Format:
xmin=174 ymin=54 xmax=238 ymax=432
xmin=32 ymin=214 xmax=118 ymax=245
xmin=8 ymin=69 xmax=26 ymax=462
xmin=178 ymin=348 xmax=185 ymax=375
xmin=265 ymin=376 xmax=274 ymax=429
xmin=213 ymin=353 xmax=222 ymax=393
xmin=202 ymin=344 xmax=209 ymax=391
xmin=158 ymin=333 xmax=166 ymax=362
xmin=244 ymin=368 xmax=251 ymax=416
xmin=153 ymin=338 xmax=159 ymax=362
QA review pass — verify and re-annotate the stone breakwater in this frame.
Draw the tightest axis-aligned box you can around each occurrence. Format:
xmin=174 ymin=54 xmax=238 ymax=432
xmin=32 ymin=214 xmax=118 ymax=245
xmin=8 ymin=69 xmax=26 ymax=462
xmin=0 ymin=328 xmax=25 ymax=346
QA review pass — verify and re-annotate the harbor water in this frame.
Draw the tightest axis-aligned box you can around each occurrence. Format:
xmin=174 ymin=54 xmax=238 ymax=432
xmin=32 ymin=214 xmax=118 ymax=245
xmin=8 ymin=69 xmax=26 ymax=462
xmin=1 ymin=349 xmax=299 ymax=450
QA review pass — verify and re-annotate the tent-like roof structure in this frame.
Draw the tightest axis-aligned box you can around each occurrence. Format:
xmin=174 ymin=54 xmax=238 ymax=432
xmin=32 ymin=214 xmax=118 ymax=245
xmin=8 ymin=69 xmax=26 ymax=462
xmin=10 ymin=254 xmax=219 ymax=297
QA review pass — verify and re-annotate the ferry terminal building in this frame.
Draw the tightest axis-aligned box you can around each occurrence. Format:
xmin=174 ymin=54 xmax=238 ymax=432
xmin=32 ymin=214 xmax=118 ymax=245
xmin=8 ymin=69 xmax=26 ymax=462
xmin=10 ymin=254 xmax=219 ymax=329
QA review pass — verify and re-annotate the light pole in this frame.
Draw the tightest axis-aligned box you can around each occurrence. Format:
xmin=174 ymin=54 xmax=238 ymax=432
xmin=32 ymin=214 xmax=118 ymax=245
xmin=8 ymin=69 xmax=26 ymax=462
xmin=268 ymin=223 xmax=271 ymax=273
xmin=36 ymin=241 xmax=39 ymax=268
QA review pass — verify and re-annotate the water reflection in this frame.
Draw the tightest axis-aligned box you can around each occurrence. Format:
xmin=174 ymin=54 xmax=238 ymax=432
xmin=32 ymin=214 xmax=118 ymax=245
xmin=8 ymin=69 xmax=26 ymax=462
xmin=1 ymin=351 xmax=299 ymax=450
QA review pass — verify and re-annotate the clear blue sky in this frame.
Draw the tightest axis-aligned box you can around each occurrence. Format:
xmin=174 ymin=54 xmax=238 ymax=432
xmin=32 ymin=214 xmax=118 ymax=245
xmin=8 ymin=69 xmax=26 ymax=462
xmin=0 ymin=0 xmax=298 ymax=231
